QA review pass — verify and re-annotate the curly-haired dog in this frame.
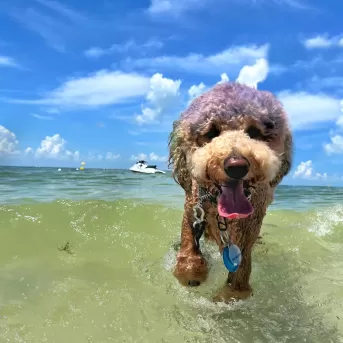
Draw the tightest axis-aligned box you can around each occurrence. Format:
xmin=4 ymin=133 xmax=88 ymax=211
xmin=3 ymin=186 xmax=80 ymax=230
xmin=168 ymin=81 xmax=293 ymax=303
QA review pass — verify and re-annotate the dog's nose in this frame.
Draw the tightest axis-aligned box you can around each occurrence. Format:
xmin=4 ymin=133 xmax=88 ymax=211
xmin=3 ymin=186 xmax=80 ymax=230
xmin=223 ymin=156 xmax=249 ymax=179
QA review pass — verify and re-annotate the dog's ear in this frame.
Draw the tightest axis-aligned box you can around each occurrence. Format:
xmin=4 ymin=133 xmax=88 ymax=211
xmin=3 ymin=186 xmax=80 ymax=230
xmin=270 ymin=128 xmax=293 ymax=188
xmin=168 ymin=120 xmax=192 ymax=192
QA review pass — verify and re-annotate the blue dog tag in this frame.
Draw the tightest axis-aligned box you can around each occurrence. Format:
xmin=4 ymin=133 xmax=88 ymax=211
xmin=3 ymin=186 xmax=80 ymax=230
xmin=222 ymin=244 xmax=242 ymax=272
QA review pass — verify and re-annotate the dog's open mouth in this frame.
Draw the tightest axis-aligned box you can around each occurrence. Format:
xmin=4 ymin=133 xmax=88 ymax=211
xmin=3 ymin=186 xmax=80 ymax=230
xmin=217 ymin=180 xmax=254 ymax=219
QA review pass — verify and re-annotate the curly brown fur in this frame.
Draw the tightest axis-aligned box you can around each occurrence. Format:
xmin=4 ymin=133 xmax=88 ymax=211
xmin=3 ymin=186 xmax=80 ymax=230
xmin=168 ymin=82 xmax=293 ymax=303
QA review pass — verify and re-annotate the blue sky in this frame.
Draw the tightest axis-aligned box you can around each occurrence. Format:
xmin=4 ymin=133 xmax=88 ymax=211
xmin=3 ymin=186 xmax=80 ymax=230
xmin=0 ymin=0 xmax=343 ymax=185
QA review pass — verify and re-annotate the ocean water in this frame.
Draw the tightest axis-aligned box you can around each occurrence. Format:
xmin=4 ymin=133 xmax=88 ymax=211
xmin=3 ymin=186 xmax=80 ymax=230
xmin=0 ymin=166 xmax=342 ymax=343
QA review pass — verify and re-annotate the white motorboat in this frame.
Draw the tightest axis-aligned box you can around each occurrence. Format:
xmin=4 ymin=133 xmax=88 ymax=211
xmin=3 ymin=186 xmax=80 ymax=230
xmin=129 ymin=160 xmax=166 ymax=174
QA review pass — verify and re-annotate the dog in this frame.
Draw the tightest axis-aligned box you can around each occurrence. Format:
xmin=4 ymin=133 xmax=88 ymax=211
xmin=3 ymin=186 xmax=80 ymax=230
xmin=168 ymin=81 xmax=293 ymax=303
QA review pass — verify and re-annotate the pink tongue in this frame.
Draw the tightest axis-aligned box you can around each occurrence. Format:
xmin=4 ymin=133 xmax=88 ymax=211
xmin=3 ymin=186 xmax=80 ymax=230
xmin=218 ymin=181 xmax=254 ymax=219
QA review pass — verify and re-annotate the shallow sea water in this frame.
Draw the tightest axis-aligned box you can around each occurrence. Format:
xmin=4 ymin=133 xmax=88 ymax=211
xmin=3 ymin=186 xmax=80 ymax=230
xmin=0 ymin=167 xmax=342 ymax=342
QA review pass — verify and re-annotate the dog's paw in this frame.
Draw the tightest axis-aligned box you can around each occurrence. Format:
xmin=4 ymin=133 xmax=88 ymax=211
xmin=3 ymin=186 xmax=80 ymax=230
xmin=212 ymin=285 xmax=252 ymax=304
xmin=173 ymin=252 xmax=209 ymax=287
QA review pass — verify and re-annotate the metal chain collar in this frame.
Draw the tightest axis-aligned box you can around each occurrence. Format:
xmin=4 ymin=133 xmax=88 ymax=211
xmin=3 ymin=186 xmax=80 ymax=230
xmin=192 ymin=187 xmax=231 ymax=250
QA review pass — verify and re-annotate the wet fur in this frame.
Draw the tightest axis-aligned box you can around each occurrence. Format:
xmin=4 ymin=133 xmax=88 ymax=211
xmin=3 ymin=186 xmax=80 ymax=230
xmin=168 ymin=82 xmax=293 ymax=303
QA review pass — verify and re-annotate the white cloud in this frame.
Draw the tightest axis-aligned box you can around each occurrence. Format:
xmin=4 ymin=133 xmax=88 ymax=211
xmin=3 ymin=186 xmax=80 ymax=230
xmin=131 ymin=153 xmax=148 ymax=161
xmin=188 ymin=82 xmax=207 ymax=104
xmin=187 ymin=73 xmax=229 ymax=105
xmin=334 ymin=100 xmax=343 ymax=129
xmin=7 ymin=70 xmax=150 ymax=108
xmin=303 ymin=35 xmax=333 ymax=49
xmin=0 ymin=125 xmax=19 ymax=156
xmin=147 ymin=0 xmax=308 ymax=16
xmin=324 ymin=134 xmax=343 ymax=155
xmin=336 ymin=115 xmax=343 ymax=129
xmin=0 ymin=55 xmax=19 ymax=68
xmin=277 ymin=91 xmax=342 ymax=130
xmin=302 ymin=34 xmax=343 ymax=49
xmin=34 ymin=134 xmax=80 ymax=160
xmin=149 ymin=152 xmax=167 ymax=162
xmin=147 ymin=0 xmax=208 ymax=15
xmin=31 ymin=113 xmax=54 ymax=120
xmin=218 ymin=72 xmax=229 ymax=84
xmin=24 ymin=147 xmax=33 ymax=155
xmin=293 ymin=160 xmax=327 ymax=180
xmin=85 ymin=39 xmax=163 ymax=58
xmin=105 ymin=152 xmax=120 ymax=160
xmin=135 ymin=73 xmax=181 ymax=124
xmin=123 ymin=44 xmax=269 ymax=75
xmin=131 ymin=152 xmax=167 ymax=162
xmin=236 ymin=58 xmax=269 ymax=89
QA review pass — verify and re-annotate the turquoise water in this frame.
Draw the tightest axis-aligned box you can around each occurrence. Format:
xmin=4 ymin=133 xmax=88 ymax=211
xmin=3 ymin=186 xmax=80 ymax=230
xmin=0 ymin=166 xmax=342 ymax=342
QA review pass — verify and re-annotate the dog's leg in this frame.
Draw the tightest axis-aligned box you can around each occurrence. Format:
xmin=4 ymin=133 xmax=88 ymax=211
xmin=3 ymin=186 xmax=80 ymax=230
xmin=213 ymin=246 xmax=253 ymax=303
xmin=173 ymin=195 xmax=209 ymax=287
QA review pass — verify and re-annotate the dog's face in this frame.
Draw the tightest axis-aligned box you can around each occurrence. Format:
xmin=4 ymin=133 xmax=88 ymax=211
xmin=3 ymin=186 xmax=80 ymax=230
xmin=169 ymin=82 xmax=292 ymax=219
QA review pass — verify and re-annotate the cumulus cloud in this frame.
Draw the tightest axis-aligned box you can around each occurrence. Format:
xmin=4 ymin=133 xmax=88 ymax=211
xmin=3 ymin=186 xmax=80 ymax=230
xmin=336 ymin=115 xmax=343 ymax=129
xmin=6 ymin=70 xmax=150 ymax=109
xmin=0 ymin=125 xmax=19 ymax=156
xmin=236 ymin=58 xmax=269 ymax=89
xmin=135 ymin=73 xmax=181 ymax=124
xmin=131 ymin=152 xmax=167 ymax=162
xmin=302 ymin=34 xmax=343 ymax=49
xmin=335 ymin=100 xmax=343 ymax=128
xmin=218 ymin=72 xmax=229 ymax=84
xmin=85 ymin=39 xmax=163 ymax=58
xmin=323 ymin=134 xmax=343 ymax=155
xmin=188 ymin=82 xmax=207 ymax=104
xmin=34 ymin=134 xmax=80 ymax=160
xmin=293 ymin=160 xmax=327 ymax=180
xmin=123 ymin=44 xmax=268 ymax=76
xmin=187 ymin=73 xmax=229 ymax=105
xmin=277 ymin=91 xmax=342 ymax=130
xmin=24 ymin=147 xmax=33 ymax=155
xmin=319 ymin=99 xmax=343 ymax=155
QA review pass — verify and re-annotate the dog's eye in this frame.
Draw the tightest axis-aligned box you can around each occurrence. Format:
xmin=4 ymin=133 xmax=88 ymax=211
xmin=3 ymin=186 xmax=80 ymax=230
xmin=204 ymin=126 xmax=220 ymax=140
xmin=246 ymin=126 xmax=264 ymax=140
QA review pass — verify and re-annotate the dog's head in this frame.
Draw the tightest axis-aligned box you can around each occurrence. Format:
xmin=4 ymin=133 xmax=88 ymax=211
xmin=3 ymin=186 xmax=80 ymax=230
xmin=169 ymin=82 xmax=293 ymax=219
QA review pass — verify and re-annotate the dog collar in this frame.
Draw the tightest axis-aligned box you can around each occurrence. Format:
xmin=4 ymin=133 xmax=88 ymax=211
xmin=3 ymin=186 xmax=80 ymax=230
xmin=194 ymin=185 xmax=242 ymax=273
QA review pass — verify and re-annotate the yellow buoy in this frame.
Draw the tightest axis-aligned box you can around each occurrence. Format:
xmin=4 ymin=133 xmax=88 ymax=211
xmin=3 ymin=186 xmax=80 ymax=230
xmin=79 ymin=161 xmax=86 ymax=171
